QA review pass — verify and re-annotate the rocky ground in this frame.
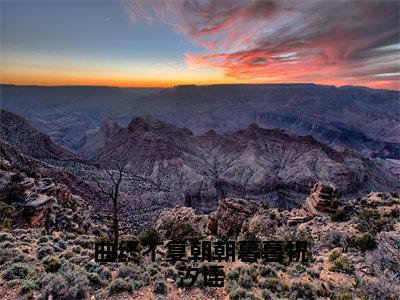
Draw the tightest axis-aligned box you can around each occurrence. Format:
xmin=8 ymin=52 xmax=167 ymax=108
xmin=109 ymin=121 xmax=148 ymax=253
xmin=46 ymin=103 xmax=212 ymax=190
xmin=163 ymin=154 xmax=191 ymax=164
xmin=1 ymin=109 xmax=399 ymax=299
xmin=0 ymin=158 xmax=399 ymax=299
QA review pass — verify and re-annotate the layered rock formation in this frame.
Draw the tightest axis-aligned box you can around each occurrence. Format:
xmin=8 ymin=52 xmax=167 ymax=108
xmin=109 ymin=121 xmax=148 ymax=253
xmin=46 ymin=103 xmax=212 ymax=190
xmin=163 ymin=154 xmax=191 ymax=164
xmin=155 ymin=185 xmax=400 ymax=242
xmin=155 ymin=198 xmax=261 ymax=239
xmin=208 ymin=198 xmax=260 ymax=238
xmin=79 ymin=116 xmax=399 ymax=212
xmin=1 ymin=110 xmax=399 ymax=217
xmin=3 ymin=84 xmax=400 ymax=160
xmin=302 ymin=181 xmax=339 ymax=217
xmin=0 ymin=158 xmax=93 ymax=233
xmin=78 ymin=120 xmax=121 ymax=160
xmin=155 ymin=206 xmax=209 ymax=238
xmin=0 ymin=110 xmax=75 ymax=160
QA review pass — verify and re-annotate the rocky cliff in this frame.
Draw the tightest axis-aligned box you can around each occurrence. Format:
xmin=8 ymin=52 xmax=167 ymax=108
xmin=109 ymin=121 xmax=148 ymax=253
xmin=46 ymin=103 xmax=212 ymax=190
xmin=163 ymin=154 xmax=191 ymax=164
xmin=80 ymin=116 xmax=399 ymax=212
xmin=2 ymin=84 xmax=399 ymax=160
xmin=0 ymin=110 xmax=75 ymax=160
xmin=1 ymin=111 xmax=399 ymax=215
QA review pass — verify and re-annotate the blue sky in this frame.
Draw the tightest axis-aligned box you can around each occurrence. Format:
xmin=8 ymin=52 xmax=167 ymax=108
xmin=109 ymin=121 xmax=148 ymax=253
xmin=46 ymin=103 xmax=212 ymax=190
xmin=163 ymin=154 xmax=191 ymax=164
xmin=1 ymin=0 xmax=399 ymax=89
xmin=1 ymin=0 xmax=224 ymax=86
xmin=1 ymin=1 xmax=198 ymax=61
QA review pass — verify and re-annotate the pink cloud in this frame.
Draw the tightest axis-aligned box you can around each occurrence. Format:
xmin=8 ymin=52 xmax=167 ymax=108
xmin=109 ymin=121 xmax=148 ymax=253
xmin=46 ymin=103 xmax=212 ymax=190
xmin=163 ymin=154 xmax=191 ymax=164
xmin=123 ymin=0 xmax=400 ymax=90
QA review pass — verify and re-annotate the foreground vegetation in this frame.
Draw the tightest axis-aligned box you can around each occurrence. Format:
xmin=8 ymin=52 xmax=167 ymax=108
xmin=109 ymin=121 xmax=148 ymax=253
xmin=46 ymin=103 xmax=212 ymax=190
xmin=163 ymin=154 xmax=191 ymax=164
xmin=0 ymin=202 xmax=399 ymax=300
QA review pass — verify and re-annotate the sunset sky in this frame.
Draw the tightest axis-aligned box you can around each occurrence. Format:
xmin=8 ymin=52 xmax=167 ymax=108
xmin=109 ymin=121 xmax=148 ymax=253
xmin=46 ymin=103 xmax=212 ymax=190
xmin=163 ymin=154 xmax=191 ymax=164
xmin=1 ymin=0 xmax=399 ymax=90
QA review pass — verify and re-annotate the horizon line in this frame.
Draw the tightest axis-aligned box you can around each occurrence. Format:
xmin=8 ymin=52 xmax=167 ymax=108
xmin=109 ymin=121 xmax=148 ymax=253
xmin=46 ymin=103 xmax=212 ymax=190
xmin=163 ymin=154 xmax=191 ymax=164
xmin=1 ymin=82 xmax=399 ymax=92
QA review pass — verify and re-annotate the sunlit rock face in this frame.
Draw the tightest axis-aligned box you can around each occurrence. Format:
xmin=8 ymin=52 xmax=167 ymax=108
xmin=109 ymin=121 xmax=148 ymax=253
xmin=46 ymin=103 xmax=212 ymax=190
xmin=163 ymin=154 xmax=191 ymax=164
xmin=302 ymin=181 xmax=339 ymax=217
xmin=208 ymin=198 xmax=260 ymax=238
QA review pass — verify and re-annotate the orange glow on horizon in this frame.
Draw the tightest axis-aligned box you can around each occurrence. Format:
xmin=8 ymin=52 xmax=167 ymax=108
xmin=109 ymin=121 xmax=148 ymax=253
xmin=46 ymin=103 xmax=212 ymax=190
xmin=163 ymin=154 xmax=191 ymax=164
xmin=0 ymin=68 xmax=239 ymax=88
xmin=1 ymin=79 xmax=399 ymax=91
xmin=1 ymin=1 xmax=398 ymax=91
xmin=0 ymin=77 xmax=179 ymax=88
xmin=1 ymin=64 xmax=398 ymax=90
